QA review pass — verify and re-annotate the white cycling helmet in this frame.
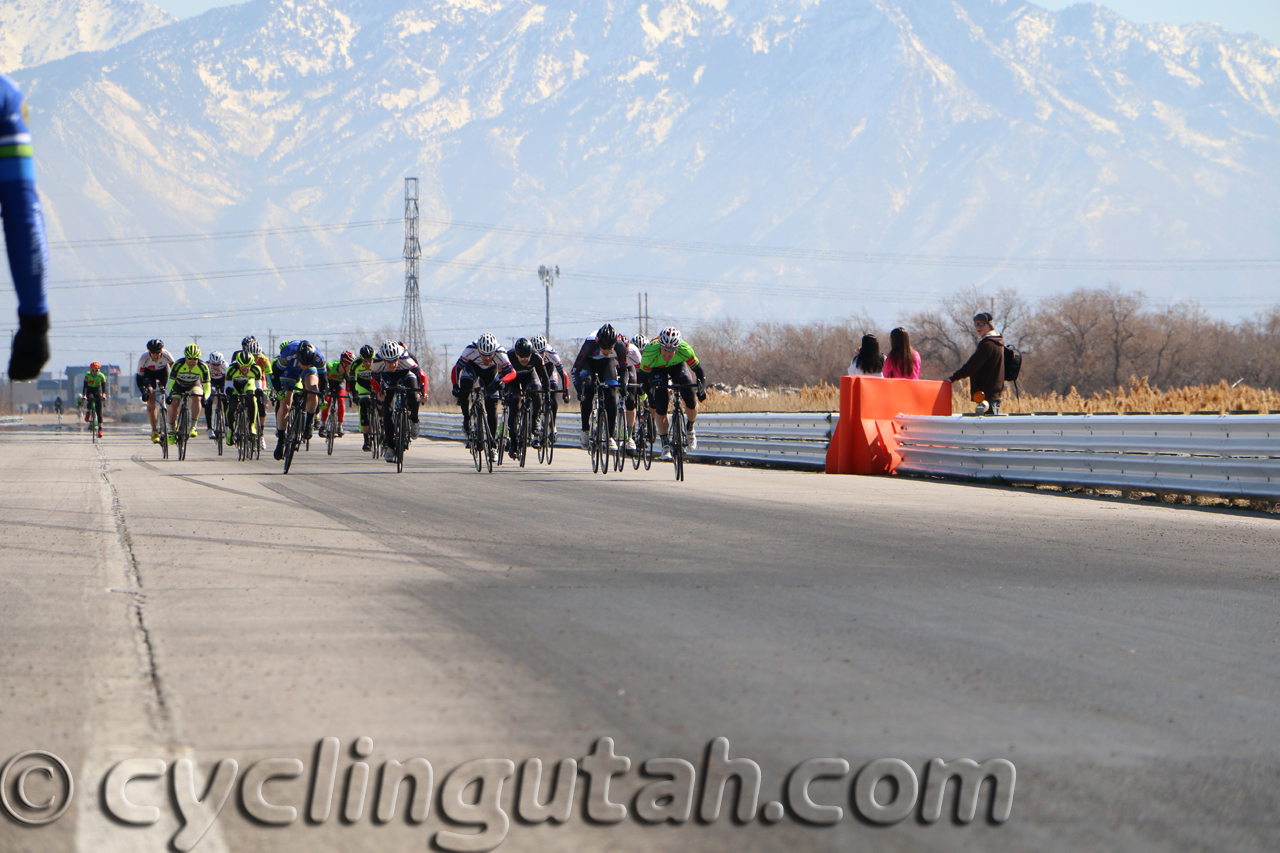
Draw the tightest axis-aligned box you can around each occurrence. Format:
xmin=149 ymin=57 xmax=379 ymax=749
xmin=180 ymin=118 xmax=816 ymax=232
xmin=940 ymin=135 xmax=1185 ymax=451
xmin=245 ymin=340 xmax=262 ymax=356
xmin=658 ymin=327 xmax=682 ymax=349
xmin=632 ymin=334 xmax=648 ymax=350
xmin=476 ymin=333 xmax=499 ymax=356
xmin=531 ymin=334 xmax=548 ymax=353
xmin=378 ymin=340 xmax=401 ymax=360
xmin=209 ymin=351 xmax=225 ymax=366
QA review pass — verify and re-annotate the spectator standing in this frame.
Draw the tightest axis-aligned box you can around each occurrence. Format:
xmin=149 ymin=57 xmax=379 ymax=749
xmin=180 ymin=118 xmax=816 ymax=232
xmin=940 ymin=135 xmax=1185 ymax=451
xmin=848 ymin=333 xmax=884 ymax=376
xmin=881 ymin=327 xmax=921 ymax=379
xmin=948 ymin=312 xmax=1004 ymax=414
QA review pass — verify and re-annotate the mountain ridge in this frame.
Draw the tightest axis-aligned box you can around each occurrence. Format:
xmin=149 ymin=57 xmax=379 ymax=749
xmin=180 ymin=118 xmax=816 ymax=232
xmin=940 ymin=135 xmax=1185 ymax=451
xmin=8 ymin=0 xmax=1280 ymax=366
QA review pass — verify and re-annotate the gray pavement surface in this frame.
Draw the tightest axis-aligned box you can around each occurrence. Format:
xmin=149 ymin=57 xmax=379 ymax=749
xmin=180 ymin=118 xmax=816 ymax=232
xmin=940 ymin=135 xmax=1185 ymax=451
xmin=1 ymin=424 xmax=1277 ymax=852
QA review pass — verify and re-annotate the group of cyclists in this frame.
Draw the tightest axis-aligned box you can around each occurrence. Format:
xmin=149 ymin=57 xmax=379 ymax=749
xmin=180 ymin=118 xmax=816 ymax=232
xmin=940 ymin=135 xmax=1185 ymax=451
xmin=133 ymin=335 xmax=428 ymax=463
xmin=449 ymin=323 xmax=707 ymax=464
xmin=120 ymin=322 xmax=706 ymax=468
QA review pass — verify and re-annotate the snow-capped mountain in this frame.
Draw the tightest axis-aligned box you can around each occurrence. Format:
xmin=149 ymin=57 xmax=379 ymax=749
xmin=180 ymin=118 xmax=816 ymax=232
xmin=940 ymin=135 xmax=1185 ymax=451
xmin=8 ymin=0 xmax=1280 ymax=363
xmin=0 ymin=0 xmax=174 ymax=72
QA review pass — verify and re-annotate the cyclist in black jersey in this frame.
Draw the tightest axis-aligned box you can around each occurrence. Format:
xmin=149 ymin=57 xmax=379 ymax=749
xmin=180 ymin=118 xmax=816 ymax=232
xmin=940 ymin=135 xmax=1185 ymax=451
xmin=572 ymin=324 xmax=628 ymax=451
xmin=503 ymin=338 xmax=548 ymax=457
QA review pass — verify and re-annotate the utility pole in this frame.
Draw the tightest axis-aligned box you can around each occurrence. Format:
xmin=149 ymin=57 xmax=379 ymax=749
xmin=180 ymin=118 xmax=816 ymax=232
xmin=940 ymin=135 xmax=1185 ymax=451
xmin=538 ymin=264 xmax=560 ymax=339
xmin=638 ymin=293 xmax=642 ymax=336
xmin=400 ymin=178 xmax=427 ymax=360
xmin=644 ymin=293 xmax=649 ymax=337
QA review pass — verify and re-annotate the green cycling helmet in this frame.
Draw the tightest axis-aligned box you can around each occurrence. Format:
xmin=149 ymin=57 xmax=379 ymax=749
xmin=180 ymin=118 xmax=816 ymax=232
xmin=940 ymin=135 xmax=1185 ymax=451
xmin=184 ymin=343 xmax=202 ymax=360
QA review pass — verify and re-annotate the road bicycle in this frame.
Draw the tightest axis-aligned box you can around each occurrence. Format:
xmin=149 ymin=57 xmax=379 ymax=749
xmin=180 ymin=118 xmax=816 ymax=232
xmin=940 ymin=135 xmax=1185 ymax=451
xmin=281 ymin=387 xmax=319 ymax=474
xmin=501 ymin=387 xmax=534 ymax=468
xmin=228 ymin=380 xmax=258 ymax=462
xmin=85 ymin=396 xmax=102 ymax=444
xmin=611 ymin=384 xmax=632 ymax=473
xmin=232 ymin=395 xmax=256 ymax=462
xmin=321 ymin=389 xmax=342 ymax=456
xmin=633 ymin=387 xmax=655 ymax=471
xmin=382 ymin=380 xmax=417 ymax=474
xmin=466 ymin=385 xmax=495 ymax=473
xmin=587 ymin=378 xmax=619 ymax=475
xmin=148 ymin=385 xmax=169 ymax=460
xmin=171 ymin=388 xmax=198 ymax=462
xmin=207 ymin=388 xmax=227 ymax=457
xmin=534 ymin=389 xmax=557 ymax=466
xmin=663 ymin=380 xmax=699 ymax=482
xmin=366 ymin=391 xmax=378 ymax=458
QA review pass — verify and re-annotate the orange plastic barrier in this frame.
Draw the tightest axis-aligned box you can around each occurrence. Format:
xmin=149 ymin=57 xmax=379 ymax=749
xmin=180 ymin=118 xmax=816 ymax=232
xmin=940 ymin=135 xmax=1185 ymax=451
xmin=825 ymin=376 xmax=951 ymax=474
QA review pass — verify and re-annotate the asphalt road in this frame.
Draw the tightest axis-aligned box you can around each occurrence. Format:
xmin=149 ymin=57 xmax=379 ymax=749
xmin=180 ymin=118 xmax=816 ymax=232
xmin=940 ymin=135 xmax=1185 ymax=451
xmin=1 ymin=424 xmax=1277 ymax=852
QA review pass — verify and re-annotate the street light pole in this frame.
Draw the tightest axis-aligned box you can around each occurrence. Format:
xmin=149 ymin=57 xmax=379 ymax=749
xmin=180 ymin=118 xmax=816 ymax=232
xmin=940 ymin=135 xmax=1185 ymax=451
xmin=538 ymin=264 xmax=560 ymax=340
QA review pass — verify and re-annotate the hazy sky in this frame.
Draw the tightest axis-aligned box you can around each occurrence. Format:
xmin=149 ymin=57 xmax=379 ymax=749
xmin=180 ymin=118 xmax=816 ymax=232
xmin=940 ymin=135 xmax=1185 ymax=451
xmin=146 ymin=0 xmax=1280 ymax=46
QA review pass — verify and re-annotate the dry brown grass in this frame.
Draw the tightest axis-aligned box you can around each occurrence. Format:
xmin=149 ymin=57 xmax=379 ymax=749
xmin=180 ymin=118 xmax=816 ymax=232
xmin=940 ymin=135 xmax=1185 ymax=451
xmin=702 ymin=384 xmax=840 ymax=412
xmin=992 ymin=376 xmax=1280 ymax=414
xmin=703 ymin=376 xmax=1280 ymax=415
xmin=427 ymin=377 xmax=1280 ymax=415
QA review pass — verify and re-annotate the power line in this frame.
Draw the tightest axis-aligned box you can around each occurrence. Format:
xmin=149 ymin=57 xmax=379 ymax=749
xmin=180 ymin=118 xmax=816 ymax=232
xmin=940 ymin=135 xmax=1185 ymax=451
xmin=422 ymin=216 xmax=1280 ymax=271
xmin=47 ymin=219 xmax=398 ymax=250
xmin=46 ymin=258 xmax=401 ymax=290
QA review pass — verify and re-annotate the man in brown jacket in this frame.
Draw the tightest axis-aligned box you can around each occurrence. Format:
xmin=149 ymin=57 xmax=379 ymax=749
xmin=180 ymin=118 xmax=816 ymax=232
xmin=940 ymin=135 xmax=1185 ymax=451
xmin=949 ymin=312 xmax=1004 ymax=414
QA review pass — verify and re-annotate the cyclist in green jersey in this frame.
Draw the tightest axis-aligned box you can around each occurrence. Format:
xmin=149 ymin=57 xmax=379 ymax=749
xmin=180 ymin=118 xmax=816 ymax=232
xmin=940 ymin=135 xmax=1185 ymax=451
xmin=165 ymin=344 xmax=212 ymax=444
xmin=82 ymin=361 xmax=107 ymax=438
xmin=639 ymin=326 xmax=708 ymax=459
xmin=317 ymin=350 xmax=354 ymax=439
xmin=348 ymin=344 xmax=377 ymax=452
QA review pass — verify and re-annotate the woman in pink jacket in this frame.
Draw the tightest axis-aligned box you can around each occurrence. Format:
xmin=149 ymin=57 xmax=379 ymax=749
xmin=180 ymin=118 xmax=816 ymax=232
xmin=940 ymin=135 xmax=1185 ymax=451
xmin=881 ymin=327 xmax=922 ymax=379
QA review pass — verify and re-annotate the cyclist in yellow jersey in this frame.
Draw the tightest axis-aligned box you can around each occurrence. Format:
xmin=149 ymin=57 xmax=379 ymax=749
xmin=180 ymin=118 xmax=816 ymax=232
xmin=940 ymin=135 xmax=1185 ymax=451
xmin=224 ymin=350 xmax=264 ymax=446
xmin=165 ymin=343 xmax=211 ymax=444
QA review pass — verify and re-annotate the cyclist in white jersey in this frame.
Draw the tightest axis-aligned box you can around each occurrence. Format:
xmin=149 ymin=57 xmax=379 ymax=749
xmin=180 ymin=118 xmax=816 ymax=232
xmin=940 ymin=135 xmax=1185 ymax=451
xmin=136 ymin=339 xmax=175 ymax=443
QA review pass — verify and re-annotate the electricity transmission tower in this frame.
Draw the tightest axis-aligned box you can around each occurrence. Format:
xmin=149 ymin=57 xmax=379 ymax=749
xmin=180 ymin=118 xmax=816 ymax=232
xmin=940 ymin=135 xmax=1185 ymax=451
xmin=538 ymin=264 xmax=560 ymax=340
xmin=400 ymin=178 xmax=427 ymax=360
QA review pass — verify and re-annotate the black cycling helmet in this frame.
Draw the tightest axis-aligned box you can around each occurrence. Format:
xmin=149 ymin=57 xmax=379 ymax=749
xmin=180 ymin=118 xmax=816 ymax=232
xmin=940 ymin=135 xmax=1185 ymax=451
xmin=297 ymin=341 xmax=318 ymax=367
xmin=147 ymin=338 xmax=164 ymax=354
xmin=512 ymin=337 xmax=533 ymax=359
xmin=359 ymin=344 xmax=375 ymax=360
xmin=241 ymin=335 xmax=256 ymax=349
xmin=596 ymin=323 xmax=617 ymax=349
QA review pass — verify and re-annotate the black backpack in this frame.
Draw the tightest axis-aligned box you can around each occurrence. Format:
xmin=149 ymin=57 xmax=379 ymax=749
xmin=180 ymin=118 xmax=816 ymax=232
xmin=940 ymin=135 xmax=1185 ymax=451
xmin=1003 ymin=344 xmax=1022 ymax=383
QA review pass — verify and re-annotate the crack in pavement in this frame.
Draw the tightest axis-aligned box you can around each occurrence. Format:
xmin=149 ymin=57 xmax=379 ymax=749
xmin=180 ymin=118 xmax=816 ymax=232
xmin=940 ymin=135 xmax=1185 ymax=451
xmin=99 ymin=446 xmax=173 ymax=740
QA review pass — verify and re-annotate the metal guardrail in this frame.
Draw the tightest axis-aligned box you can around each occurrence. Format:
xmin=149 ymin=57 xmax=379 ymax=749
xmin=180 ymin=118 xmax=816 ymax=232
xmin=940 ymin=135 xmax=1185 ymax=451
xmin=895 ymin=414 xmax=1280 ymax=500
xmin=0 ymin=416 xmax=24 ymax=426
xmin=419 ymin=411 xmax=834 ymax=469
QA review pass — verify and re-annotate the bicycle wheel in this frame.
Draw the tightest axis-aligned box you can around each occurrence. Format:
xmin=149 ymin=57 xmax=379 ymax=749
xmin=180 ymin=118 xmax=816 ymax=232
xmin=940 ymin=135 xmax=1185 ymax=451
xmin=641 ymin=408 xmax=655 ymax=470
xmin=370 ymin=402 xmax=382 ymax=459
xmin=517 ymin=399 xmax=530 ymax=468
xmin=670 ymin=403 xmax=684 ymax=482
xmin=394 ymin=401 xmax=408 ymax=473
xmin=631 ymin=405 xmax=643 ymax=471
xmin=588 ymin=407 xmax=601 ymax=474
xmin=176 ymin=404 xmax=189 ymax=461
xmin=467 ymin=393 xmax=483 ymax=472
xmin=283 ymin=405 xmax=302 ymax=473
xmin=595 ymin=399 xmax=612 ymax=475
xmin=325 ymin=398 xmax=337 ymax=456
xmin=214 ymin=396 xmax=225 ymax=457
xmin=544 ymin=398 xmax=556 ymax=465
xmin=157 ymin=401 xmax=169 ymax=460
xmin=613 ymin=405 xmax=627 ymax=472
xmin=479 ymin=402 xmax=494 ymax=474
xmin=536 ymin=396 xmax=549 ymax=464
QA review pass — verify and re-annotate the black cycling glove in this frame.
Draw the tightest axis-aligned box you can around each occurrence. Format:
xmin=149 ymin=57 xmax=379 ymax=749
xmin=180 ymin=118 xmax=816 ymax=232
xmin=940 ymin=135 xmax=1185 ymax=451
xmin=9 ymin=312 xmax=49 ymax=381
